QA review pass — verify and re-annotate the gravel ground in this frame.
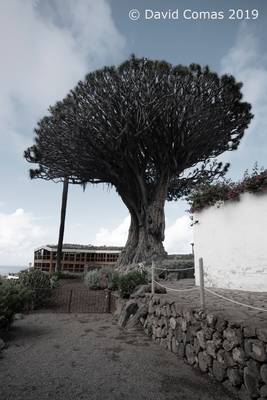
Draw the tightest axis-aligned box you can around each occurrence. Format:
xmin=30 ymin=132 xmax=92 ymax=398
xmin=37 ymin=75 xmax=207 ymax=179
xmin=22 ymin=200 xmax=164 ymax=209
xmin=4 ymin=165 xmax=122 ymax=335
xmin=0 ymin=313 xmax=235 ymax=400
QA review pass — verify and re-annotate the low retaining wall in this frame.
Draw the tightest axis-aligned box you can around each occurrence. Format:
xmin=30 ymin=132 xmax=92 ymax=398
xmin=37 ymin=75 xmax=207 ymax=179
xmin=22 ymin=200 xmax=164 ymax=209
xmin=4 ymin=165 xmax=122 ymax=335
xmin=120 ymin=294 xmax=267 ymax=400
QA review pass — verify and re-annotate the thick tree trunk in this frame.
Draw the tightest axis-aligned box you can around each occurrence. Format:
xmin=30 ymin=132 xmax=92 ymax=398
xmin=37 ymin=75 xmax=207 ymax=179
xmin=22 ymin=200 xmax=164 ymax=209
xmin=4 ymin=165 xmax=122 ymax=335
xmin=117 ymin=179 xmax=168 ymax=266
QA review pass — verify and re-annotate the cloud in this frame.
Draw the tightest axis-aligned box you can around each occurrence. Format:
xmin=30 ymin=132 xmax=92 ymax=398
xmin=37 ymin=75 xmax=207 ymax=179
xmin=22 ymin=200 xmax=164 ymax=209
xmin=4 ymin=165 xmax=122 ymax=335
xmin=220 ymin=23 xmax=267 ymax=165
xmin=0 ymin=0 xmax=125 ymax=153
xmin=95 ymin=214 xmax=193 ymax=254
xmin=95 ymin=216 xmax=130 ymax=246
xmin=0 ymin=208 xmax=48 ymax=265
xmin=164 ymin=215 xmax=193 ymax=254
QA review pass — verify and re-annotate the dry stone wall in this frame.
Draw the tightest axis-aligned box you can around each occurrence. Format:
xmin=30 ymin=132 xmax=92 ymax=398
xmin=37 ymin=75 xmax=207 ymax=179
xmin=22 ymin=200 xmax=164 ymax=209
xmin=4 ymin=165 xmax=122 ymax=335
xmin=124 ymin=294 xmax=267 ymax=400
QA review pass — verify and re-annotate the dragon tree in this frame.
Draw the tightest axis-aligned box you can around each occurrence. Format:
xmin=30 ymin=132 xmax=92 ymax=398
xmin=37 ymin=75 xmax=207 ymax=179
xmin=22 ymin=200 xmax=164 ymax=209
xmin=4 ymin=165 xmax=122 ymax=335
xmin=24 ymin=57 xmax=253 ymax=266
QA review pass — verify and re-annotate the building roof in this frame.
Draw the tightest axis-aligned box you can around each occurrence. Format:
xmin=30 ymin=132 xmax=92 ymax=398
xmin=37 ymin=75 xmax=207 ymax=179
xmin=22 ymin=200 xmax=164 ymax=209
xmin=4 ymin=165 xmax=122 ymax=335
xmin=34 ymin=244 xmax=123 ymax=253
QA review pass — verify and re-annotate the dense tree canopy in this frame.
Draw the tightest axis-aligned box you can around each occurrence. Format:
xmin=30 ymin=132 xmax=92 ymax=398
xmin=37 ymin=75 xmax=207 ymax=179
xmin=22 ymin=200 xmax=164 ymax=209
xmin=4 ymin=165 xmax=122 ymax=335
xmin=25 ymin=57 xmax=253 ymax=265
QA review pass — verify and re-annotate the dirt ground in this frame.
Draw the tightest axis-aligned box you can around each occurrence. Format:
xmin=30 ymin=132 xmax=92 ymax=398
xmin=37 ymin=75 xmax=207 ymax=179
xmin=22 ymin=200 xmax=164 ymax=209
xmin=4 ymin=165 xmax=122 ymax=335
xmin=0 ymin=313 xmax=235 ymax=400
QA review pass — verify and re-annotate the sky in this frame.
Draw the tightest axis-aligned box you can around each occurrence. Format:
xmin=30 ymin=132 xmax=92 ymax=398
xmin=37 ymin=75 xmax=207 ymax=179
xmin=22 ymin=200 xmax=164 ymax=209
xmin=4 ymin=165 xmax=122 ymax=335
xmin=0 ymin=0 xmax=266 ymax=267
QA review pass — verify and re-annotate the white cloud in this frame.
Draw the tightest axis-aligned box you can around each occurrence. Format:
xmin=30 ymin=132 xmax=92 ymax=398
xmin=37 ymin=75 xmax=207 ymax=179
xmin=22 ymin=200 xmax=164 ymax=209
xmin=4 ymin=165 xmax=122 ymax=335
xmin=0 ymin=0 xmax=125 ymax=153
xmin=0 ymin=208 xmax=48 ymax=265
xmin=95 ymin=214 xmax=193 ymax=254
xmin=164 ymin=215 xmax=193 ymax=254
xmin=95 ymin=216 xmax=130 ymax=246
xmin=221 ymin=23 xmax=267 ymax=142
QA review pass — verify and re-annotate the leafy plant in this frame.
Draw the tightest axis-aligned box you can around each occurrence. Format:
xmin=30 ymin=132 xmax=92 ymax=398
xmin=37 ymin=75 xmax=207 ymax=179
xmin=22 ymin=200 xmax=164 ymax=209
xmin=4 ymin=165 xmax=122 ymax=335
xmin=20 ymin=269 xmax=52 ymax=308
xmin=118 ymin=271 xmax=148 ymax=299
xmin=84 ymin=267 xmax=114 ymax=290
xmin=187 ymin=165 xmax=267 ymax=213
xmin=0 ymin=280 xmax=32 ymax=329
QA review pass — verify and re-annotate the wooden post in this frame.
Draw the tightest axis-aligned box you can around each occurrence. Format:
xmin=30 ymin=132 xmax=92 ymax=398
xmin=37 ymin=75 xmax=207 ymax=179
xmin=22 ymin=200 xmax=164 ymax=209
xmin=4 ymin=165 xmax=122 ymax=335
xmin=151 ymin=261 xmax=155 ymax=295
xmin=67 ymin=289 xmax=73 ymax=313
xmin=105 ymin=289 xmax=111 ymax=313
xmin=199 ymin=258 xmax=205 ymax=311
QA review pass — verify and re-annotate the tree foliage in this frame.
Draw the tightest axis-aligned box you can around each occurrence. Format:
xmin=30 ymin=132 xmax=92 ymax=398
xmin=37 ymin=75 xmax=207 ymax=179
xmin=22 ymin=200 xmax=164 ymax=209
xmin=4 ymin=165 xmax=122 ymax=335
xmin=24 ymin=56 xmax=253 ymax=264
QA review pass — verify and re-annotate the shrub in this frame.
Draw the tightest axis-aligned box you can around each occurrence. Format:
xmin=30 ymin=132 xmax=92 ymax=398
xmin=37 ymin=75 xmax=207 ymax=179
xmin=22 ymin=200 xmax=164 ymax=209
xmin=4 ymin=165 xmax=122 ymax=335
xmin=118 ymin=271 xmax=147 ymax=299
xmin=20 ymin=269 xmax=52 ymax=309
xmin=111 ymin=271 xmax=120 ymax=291
xmin=84 ymin=267 xmax=114 ymax=290
xmin=52 ymin=271 xmax=80 ymax=280
xmin=0 ymin=280 xmax=32 ymax=329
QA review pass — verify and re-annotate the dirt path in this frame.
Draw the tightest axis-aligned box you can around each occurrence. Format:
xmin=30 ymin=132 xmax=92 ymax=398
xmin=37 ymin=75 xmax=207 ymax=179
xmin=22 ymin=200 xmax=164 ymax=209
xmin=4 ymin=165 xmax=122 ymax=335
xmin=0 ymin=313 xmax=235 ymax=400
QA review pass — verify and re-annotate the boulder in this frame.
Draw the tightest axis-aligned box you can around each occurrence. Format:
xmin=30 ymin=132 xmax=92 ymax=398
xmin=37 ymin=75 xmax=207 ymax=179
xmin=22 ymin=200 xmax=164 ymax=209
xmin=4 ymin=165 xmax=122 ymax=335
xmin=243 ymin=366 xmax=260 ymax=398
xmin=198 ymin=351 xmax=212 ymax=372
xmin=118 ymin=300 xmax=138 ymax=327
xmin=213 ymin=360 xmax=226 ymax=382
xmin=232 ymin=347 xmax=246 ymax=365
xmin=245 ymin=339 xmax=267 ymax=362
xmin=227 ymin=367 xmax=242 ymax=387
xmin=185 ymin=344 xmax=195 ymax=365
xmin=260 ymin=364 xmax=267 ymax=384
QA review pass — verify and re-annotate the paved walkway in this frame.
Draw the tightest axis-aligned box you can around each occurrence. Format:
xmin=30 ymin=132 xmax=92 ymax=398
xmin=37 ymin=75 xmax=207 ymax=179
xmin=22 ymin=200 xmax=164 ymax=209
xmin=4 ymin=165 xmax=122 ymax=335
xmin=157 ymin=279 xmax=267 ymax=327
xmin=0 ymin=313 xmax=235 ymax=400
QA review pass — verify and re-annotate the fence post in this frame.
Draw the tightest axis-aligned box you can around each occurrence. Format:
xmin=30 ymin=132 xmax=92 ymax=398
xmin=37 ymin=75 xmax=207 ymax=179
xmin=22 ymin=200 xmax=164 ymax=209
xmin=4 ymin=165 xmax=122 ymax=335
xmin=67 ymin=289 xmax=73 ymax=313
xmin=151 ymin=261 xmax=155 ymax=295
xmin=199 ymin=258 xmax=205 ymax=311
xmin=105 ymin=289 xmax=111 ymax=313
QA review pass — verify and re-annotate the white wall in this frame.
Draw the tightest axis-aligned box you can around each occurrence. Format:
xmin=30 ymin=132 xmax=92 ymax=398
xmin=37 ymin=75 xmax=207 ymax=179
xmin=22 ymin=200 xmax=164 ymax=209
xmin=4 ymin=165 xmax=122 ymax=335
xmin=193 ymin=192 xmax=267 ymax=292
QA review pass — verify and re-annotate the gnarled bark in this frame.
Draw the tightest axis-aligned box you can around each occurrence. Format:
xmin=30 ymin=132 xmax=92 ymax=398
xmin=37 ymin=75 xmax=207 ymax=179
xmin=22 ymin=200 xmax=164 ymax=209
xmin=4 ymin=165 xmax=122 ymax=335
xmin=117 ymin=178 xmax=168 ymax=266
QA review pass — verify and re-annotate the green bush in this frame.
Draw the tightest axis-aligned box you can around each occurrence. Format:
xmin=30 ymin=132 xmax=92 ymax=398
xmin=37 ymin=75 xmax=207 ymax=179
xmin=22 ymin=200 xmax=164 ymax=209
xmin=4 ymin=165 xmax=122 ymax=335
xmin=118 ymin=271 xmax=147 ymax=299
xmin=111 ymin=271 xmax=120 ymax=291
xmin=84 ymin=267 xmax=114 ymax=290
xmin=20 ymin=269 xmax=52 ymax=309
xmin=0 ymin=280 xmax=32 ymax=329
xmin=52 ymin=271 xmax=80 ymax=280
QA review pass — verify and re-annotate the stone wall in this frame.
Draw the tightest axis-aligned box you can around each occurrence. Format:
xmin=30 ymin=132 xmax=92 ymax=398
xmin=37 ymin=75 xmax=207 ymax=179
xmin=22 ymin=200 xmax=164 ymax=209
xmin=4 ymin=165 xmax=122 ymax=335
xmin=121 ymin=294 xmax=267 ymax=400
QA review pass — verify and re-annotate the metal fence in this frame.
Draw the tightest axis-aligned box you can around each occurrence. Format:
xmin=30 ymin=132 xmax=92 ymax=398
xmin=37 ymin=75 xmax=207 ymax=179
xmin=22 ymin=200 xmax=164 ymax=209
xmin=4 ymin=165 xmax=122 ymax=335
xmin=26 ymin=287 xmax=113 ymax=313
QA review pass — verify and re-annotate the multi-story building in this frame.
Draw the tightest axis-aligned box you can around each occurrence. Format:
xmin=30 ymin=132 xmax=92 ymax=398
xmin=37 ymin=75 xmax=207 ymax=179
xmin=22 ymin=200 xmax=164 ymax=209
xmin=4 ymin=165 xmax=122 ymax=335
xmin=34 ymin=244 xmax=123 ymax=274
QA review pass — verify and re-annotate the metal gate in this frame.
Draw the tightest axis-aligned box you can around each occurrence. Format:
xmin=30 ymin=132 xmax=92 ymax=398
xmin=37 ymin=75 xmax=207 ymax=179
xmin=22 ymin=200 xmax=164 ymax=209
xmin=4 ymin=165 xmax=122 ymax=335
xmin=31 ymin=288 xmax=112 ymax=313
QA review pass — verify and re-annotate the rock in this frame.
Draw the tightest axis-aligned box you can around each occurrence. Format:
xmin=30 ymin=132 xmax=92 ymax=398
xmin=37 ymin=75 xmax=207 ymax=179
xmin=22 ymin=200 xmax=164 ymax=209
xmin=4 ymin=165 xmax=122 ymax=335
xmin=222 ymin=379 xmax=239 ymax=396
xmin=227 ymin=367 xmax=242 ymax=387
xmin=217 ymin=349 xmax=236 ymax=368
xmin=203 ymin=327 xmax=214 ymax=340
xmin=196 ymin=330 xmax=206 ymax=349
xmin=181 ymin=318 xmax=188 ymax=332
xmin=171 ymin=336 xmax=178 ymax=354
xmin=170 ymin=304 xmax=177 ymax=317
xmin=245 ymin=339 xmax=267 ymax=362
xmin=206 ymin=313 xmax=217 ymax=327
xmin=215 ymin=317 xmax=227 ymax=333
xmin=198 ymin=351 xmax=212 ymax=372
xmin=243 ymin=325 xmax=256 ymax=338
xmin=223 ymin=328 xmax=242 ymax=351
xmin=260 ymin=385 xmax=267 ymax=398
xmin=185 ymin=344 xmax=195 ymax=365
xmin=0 ymin=338 xmax=5 ymax=351
xmin=177 ymin=343 xmax=185 ymax=358
xmin=213 ymin=360 xmax=226 ymax=382
xmin=206 ymin=340 xmax=217 ymax=358
xmin=243 ymin=366 xmax=260 ymax=398
xmin=260 ymin=365 xmax=267 ymax=384
xmin=232 ymin=347 xmax=246 ymax=365
xmin=193 ymin=337 xmax=201 ymax=354
xmin=257 ymin=328 xmax=267 ymax=343
xmin=118 ymin=300 xmax=138 ymax=327
xmin=238 ymin=384 xmax=253 ymax=400
xmin=169 ymin=317 xmax=176 ymax=330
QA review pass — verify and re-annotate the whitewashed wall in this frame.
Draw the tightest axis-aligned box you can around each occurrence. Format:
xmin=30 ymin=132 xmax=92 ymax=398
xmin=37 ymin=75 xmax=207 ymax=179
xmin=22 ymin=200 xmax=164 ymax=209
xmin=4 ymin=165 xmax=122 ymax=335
xmin=193 ymin=192 xmax=267 ymax=292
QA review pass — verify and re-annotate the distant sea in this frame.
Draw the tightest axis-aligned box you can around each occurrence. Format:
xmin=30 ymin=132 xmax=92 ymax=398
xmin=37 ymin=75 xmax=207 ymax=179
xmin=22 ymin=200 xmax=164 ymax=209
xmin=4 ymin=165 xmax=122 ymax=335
xmin=0 ymin=265 xmax=25 ymax=276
